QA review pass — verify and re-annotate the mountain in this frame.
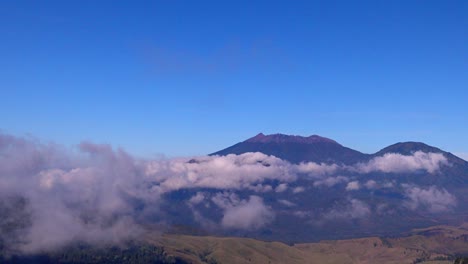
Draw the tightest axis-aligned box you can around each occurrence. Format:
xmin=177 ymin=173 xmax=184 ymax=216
xmin=370 ymin=141 xmax=468 ymax=187
xmin=211 ymin=133 xmax=369 ymax=165
xmin=211 ymin=133 xmax=468 ymax=189
xmin=374 ymin=141 xmax=447 ymax=156
xmin=212 ymin=133 xmax=468 ymax=167
xmin=374 ymin=141 xmax=468 ymax=166
xmin=203 ymin=133 xmax=468 ymax=242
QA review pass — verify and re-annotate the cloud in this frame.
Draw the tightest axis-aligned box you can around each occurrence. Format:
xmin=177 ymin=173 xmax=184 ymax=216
xmin=292 ymin=186 xmax=305 ymax=193
xmin=247 ymin=184 xmax=273 ymax=192
xmin=186 ymin=192 xmax=217 ymax=230
xmin=0 ymin=134 xmax=159 ymax=253
xmin=188 ymin=192 xmax=206 ymax=205
xmin=292 ymin=210 xmax=312 ymax=218
xmin=355 ymin=151 xmax=448 ymax=174
xmin=313 ymin=176 xmax=349 ymax=187
xmin=275 ymin=183 xmax=288 ymax=192
xmin=278 ymin=199 xmax=296 ymax=207
xmin=345 ymin=181 xmax=360 ymax=191
xmin=145 ymin=152 xmax=297 ymax=192
xmin=1 ymin=133 xmax=334 ymax=252
xmin=403 ymin=185 xmax=457 ymax=213
xmin=211 ymin=193 xmax=274 ymax=230
xmin=382 ymin=181 xmax=395 ymax=188
xmin=364 ymin=180 xmax=377 ymax=189
xmin=144 ymin=152 xmax=344 ymax=194
xmin=0 ymin=132 xmax=461 ymax=253
xmin=294 ymin=162 xmax=338 ymax=177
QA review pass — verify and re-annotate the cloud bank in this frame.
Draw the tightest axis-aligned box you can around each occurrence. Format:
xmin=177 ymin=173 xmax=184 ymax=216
xmin=403 ymin=185 xmax=457 ymax=213
xmin=0 ymin=135 xmax=159 ymax=253
xmin=355 ymin=151 xmax=448 ymax=174
xmin=212 ymin=193 xmax=274 ymax=230
xmin=144 ymin=152 xmax=296 ymax=192
xmin=0 ymin=133 xmax=459 ymax=253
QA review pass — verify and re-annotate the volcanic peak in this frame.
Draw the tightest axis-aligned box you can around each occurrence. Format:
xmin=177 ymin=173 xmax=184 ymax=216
xmin=245 ymin=133 xmax=339 ymax=145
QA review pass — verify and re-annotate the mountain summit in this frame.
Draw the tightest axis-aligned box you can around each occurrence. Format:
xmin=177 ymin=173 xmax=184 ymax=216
xmin=211 ymin=133 xmax=468 ymax=167
xmin=211 ymin=133 xmax=368 ymax=164
xmin=246 ymin=133 xmax=339 ymax=145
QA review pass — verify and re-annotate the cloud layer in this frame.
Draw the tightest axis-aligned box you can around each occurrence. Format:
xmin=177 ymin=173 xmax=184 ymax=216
xmin=0 ymin=135 xmax=158 ymax=252
xmin=355 ymin=151 xmax=448 ymax=174
xmin=213 ymin=194 xmax=274 ymax=230
xmin=403 ymin=185 xmax=457 ymax=213
xmin=0 ymin=133 xmax=459 ymax=253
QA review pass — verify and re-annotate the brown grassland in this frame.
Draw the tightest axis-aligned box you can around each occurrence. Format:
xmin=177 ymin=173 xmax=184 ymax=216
xmin=145 ymin=224 xmax=468 ymax=264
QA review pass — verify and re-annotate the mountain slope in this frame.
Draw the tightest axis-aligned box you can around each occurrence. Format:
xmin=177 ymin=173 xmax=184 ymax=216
xmin=211 ymin=133 xmax=369 ymax=165
xmin=374 ymin=141 xmax=468 ymax=166
xmin=148 ymin=224 xmax=468 ymax=264
xmin=212 ymin=133 xmax=468 ymax=167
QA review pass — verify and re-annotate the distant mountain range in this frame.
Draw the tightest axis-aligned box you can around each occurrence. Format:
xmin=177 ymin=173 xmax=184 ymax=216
xmin=196 ymin=133 xmax=468 ymax=241
xmin=212 ymin=133 xmax=468 ymax=166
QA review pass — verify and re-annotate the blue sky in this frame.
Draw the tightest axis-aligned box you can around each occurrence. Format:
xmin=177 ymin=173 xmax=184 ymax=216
xmin=1 ymin=0 xmax=467 ymax=158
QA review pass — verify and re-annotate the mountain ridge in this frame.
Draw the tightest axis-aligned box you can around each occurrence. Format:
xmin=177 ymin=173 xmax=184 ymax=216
xmin=211 ymin=133 xmax=468 ymax=165
xmin=246 ymin=133 xmax=340 ymax=145
xmin=211 ymin=133 xmax=367 ymax=165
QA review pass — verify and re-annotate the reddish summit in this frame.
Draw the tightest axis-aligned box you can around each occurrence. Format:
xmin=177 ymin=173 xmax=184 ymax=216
xmin=245 ymin=133 xmax=339 ymax=145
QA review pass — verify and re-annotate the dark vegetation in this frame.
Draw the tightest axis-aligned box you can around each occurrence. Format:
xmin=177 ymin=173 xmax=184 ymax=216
xmin=0 ymin=244 xmax=187 ymax=264
xmin=455 ymin=257 xmax=468 ymax=264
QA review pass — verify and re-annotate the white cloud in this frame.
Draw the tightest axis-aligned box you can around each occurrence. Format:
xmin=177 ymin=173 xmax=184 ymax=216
xmin=218 ymin=195 xmax=274 ymax=230
xmin=0 ymin=132 xmax=461 ymax=253
xmin=364 ymin=180 xmax=377 ymax=189
xmin=292 ymin=211 xmax=312 ymax=218
xmin=294 ymin=162 xmax=338 ymax=177
xmin=278 ymin=199 xmax=296 ymax=207
xmin=292 ymin=186 xmax=305 ymax=193
xmin=382 ymin=181 xmax=394 ymax=188
xmin=247 ymin=184 xmax=273 ymax=192
xmin=346 ymin=181 xmax=360 ymax=191
xmin=355 ymin=151 xmax=448 ymax=174
xmin=211 ymin=192 xmax=241 ymax=209
xmin=0 ymin=134 xmax=157 ymax=253
xmin=144 ymin=153 xmax=345 ymax=193
xmin=275 ymin=183 xmax=288 ymax=192
xmin=188 ymin=192 xmax=206 ymax=205
xmin=403 ymin=185 xmax=457 ymax=213
xmin=314 ymin=176 xmax=349 ymax=187
xmin=145 ymin=152 xmax=297 ymax=192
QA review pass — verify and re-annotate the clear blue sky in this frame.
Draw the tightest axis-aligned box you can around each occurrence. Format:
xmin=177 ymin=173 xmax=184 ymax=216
xmin=1 ymin=0 xmax=467 ymax=158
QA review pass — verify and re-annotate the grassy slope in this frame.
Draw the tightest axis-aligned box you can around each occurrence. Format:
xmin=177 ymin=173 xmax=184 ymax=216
xmin=145 ymin=224 xmax=468 ymax=264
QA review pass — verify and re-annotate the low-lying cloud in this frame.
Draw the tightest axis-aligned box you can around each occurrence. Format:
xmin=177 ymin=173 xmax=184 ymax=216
xmin=145 ymin=152 xmax=296 ymax=192
xmin=313 ymin=176 xmax=349 ymax=187
xmin=355 ymin=151 xmax=448 ymax=174
xmin=0 ymin=133 xmax=459 ymax=253
xmin=345 ymin=181 xmax=360 ymax=191
xmin=212 ymin=193 xmax=274 ymax=230
xmin=403 ymin=185 xmax=457 ymax=213
xmin=0 ymin=135 xmax=158 ymax=253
